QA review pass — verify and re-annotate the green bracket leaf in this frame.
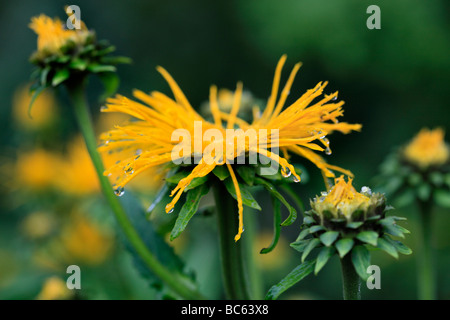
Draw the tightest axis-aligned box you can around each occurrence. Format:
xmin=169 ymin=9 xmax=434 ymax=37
xmin=260 ymin=197 xmax=281 ymax=254
xmin=377 ymin=237 xmax=399 ymax=259
xmin=351 ymin=245 xmax=371 ymax=281
xmin=319 ymin=231 xmax=340 ymax=247
xmin=335 ymin=238 xmax=354 ymax=258
xmin=224 ymin=177 xmax=261 ymax=210
xmin=302 ymin=238 xmax=321 ymax=262
xmin=315 ymin=246 xmax=336 ymax=275
xmin=356 ymin=231 xmax=379 ymax=247
xmin=170 ymin=183 xmax=210 ymax=240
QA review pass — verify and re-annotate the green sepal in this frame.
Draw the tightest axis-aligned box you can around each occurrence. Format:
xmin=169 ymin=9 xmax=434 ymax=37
xmin=319 ymin=231 xmax=339 ymax=247
xmin=236 ymin=165 xmax=256 ymax=186
xmin=377 ymin=237 xmax=399 ymax=259
xmin=301 ymin=238 xmax=321 ymax=262
xmin=335 ymin=238 xmax=354 ymax=258
xmin=212 ymin=166 xmax=230 ymax=181
xmin=351 ymin=245 xmax=371 ymax=281
xmin=314 ymin=246 xmax=335 ymax=275
xmin=290 ymin=239 xmax=310 ymax=253
xmin=309 ymin=225 xmax=325 ymax=233
xmin=170 ymin=183 xmax=210 ymax=240
xmin=384 ymin=236 xmax=412 ymax=255
xmin=356 ymin=231 xmax=379 ymax=247
xmin=51 ymin=69 xmax=70 ymax=86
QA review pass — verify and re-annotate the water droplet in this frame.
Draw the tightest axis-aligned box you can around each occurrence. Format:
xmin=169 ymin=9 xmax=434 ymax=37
xmin=281 ymin=167 xmax=291 ymax=178
xmin=331 ymin=95 xmax=338 ymax=101
xmin=293 ymin=176 xmax=300 ymax=183
xmin=100 ymin=106 xmax=108 ymax=111
xmin=125 ymin=167 xmax=134 ymax=175
xmin=361 ymin=186 xmax=372 ymax=196
xmin=115 ymin=160 xmax=121 ymax=165
xmin=321 ymin=191 xmax=328 ymax=197
xmin=135 ymin=149 xmax=142 ymax=155
xmin=325 ymin=147 xmax=332 ymax=155
xmin=168 ymin=208 xmax=174 ymax=214
xmin=114 ymin=187 xmax=125 ymax=197
xmin=134 ymin=155 xmax=141 ymax=160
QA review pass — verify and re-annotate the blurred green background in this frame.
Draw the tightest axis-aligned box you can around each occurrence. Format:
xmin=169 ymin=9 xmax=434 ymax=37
xmin=0 ymin=0 xmax=449 ymax=300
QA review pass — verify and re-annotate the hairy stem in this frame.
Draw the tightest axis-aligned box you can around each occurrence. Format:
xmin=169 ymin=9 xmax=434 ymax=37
xmin=213 ymin=181 xmax=252 ymax=300
xmin=340 ymin=255 xmax=361 ymax=300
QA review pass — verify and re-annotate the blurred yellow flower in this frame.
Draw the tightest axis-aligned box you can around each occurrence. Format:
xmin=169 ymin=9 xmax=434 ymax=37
xmin=12 ymin=84 xmax=57 ymax=129
xmin=59 ymin=213 xmax=114 ymax=266
xmin=35 ymin=213 xmax=113 ymax=268
xmin=14 ymin=149 xmax=60 ymax=191
xmin=36 ymin=277 xmax=72 ymax=300
xmin=29 ymin=14 xmax=89 ymax=57
xmin=403 ymin=128 xmax=449 ymax=169
xmin=21 ymin=211 xmax=55 ymax=240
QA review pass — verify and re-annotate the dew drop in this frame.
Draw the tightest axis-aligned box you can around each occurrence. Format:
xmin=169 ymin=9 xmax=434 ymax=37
xmin=135 ymin=149 xmax=142 ymax=155
xmin=325 ymin=147 xmax=332 ymax=155
xmin=321 ymin=191 xmax=328 ymax=197
xmin=293 ymin=176 xmax=300 ymax=183
xmin=331 ymin=95 xmax=338 ymax=101
xmin=281 ymin=167 xmax=292 ymax=178
xmin=100 ymin=106 xmax=108 ymax=112
xmin=114 ymin=187 xmax=125 ymax=197
xmin=361 ymin=186 xmax=372 ymax=196
xmin=125 ymin=167 xmax=134 ymax=175
xmin=168 ymin=208 xmax=174 ymax=214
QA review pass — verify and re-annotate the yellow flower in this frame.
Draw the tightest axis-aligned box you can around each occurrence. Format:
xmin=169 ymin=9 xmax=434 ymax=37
xmin=312 ymin=176 xmax=371 ymax=220
xmin=14 ymin=149 xmax=60 ymax=191
xmin=98 ymin=55 xmax=361 ymax=241
xmin=29 ymin=14 xmax=89 ymax=57
xmin=59 ymin=213 xmax=113 ymax=266
xmin=36 ymin=277 xmax=72 ymax=300
xmin=403 ymin=128 xmax=449 ymax=169
xmin=12 ymin=84 xmax=57 ymax=129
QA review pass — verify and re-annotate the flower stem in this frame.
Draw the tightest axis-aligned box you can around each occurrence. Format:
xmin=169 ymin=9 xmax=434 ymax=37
xmin=213 ymin=181 xmax=252 ymax=300
xmin=66 ymin=78 xmax=204 ymax=300
xmin=416 ymin=199 xmax=436 ymax=300
xmin=340 ymin=255 xmax=361 ymax=300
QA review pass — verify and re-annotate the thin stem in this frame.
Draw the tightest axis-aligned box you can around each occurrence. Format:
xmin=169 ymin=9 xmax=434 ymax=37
xmin=416 ymin=199 xmax=436 ymax=300
xmin=213 ymin=181 xmax=252 ymax=300
xmin=66 ymin=78 xmax=204 ymax=300
xmin=340 ymin=255 xmax=361 ymax=300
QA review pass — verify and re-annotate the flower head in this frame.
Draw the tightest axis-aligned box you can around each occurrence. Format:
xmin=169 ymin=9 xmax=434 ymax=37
xmin=403 ymin=127 xmax=449 ymax=170
xmin=29 ymin=14 xmax=90 ymax=58
xmin=99 ymin=55 xmax=361 ymax=240
xmin=311 ymin=176 xmax=384 ymax=222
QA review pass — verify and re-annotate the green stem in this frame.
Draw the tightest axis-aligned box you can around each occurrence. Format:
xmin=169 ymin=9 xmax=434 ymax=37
xmin=66 ymin=78 xmax=204 ymax=300
xmin=416 ymin=199 xmax=436 ymax=300
xmin=340 ymin=255 xmax=361 ymax=300
xmin=213 ymin=181 xmax=252 ymax=300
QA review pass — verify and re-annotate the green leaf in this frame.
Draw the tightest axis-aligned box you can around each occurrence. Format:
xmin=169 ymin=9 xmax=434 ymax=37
xmin=416 ymin=184 xmax=431 ymax=201
xmin=51 ymin=69 xmax=70 ymax=86
xmin=100 ymin=56 xmax=133 ymax=65
xmin=212 ymin=166 xmax=230 ymax=181
xmin=170 ymin=184 xmax=210 ymax=240
xmin=435 ymin=189 xmax=450 ymax=208
xmin=351 ymin=245 xmax=371 ymax=281
xmin=319 ymin=231 xmax=339 ymax=247
xmin=254 ymin=177 xmax=297 ymax=226
xmin=260 ymin=197 xmax=281 ymax=254
xmin=290 ymin=239 xmax=310 ymax=253
xmin=356 ymin=231 xmax=379 ymax=246
xmin=335 ymin=238 xmax=354 ymax=258
xmin=302 ymin=238 xmax=321 ymax=262
xmin=69 ymin=59 xmax=88 ymax=70
xmin=383 ymin=224 xmax=406 ymax=238
xmin=265 ymin=260 xmax=315 ymax=300
xmin=303 ymin=216 xmax=315 ymax=225
xmin=98 ymin=72 xmax=120 ymax=101
xmin=377 ymin=237 xmax=399 ymax=259
xmin=236 ymin=166 xmax=256 ymax=186
xmin=87 ymin=63 xmax=117 ymax=73
xmin=346 ymin=221 xmax=364 ymax=229
xmin=118 ymin=192 xmax=195 ymax=293
xmin=224 ymin=177 xmax=261 ymax=210
xmin=294 ymin=228 xmax=311 ymax=242
xmin=315 ymin=246 xmax=335 ymax=275
xmin=40 ymin=66 xmax=50 ymax=85
xmin=384 ymin=236 xmax=412 ymax=255
xmin=309 ymin=225 xmax=325 ymax=233
xmin=165 ymin=171 xmax=209 ymax=192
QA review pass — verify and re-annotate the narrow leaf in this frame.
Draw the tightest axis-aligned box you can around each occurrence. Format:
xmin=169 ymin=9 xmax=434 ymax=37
xmin=170 ymin=184 xmax=210 ymax=240
xmin=377 ymin=237 xmax=399 ymax=259
xmin=265 ymin=260 xmax=315 ymax=300
xmin=224 ymin=177 xmax=261 ymax=210
xmin=260 ymin=197 xmax=281 ymax=254
xmin=302 ymin=238 xmax=321 ymax=262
